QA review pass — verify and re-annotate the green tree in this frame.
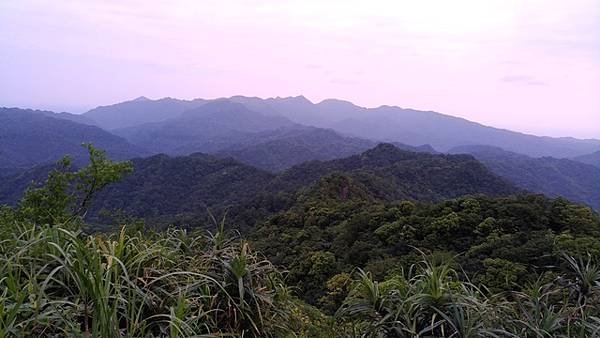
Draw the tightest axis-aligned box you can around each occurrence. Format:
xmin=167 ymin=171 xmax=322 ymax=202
xmin=16 ymin=144 xmax=132 ymax=226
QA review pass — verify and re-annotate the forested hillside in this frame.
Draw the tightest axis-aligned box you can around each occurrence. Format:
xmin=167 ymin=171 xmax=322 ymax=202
xmin=88 ymin=152 xmax=275 ymax=228
xmin=1 ymin=144 xmax=517 ymax=230
xmin=272 ymin=143 xmax=518 ymax=200
xmin=215 ymin=127 xmax=374 ymax=172
xmin=450 ymin=145 xmax=600 ymax=210
xmin=253 ymin=175 xmax=600 ymax=305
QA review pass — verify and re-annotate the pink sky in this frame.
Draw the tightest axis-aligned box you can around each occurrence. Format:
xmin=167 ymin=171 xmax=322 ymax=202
xmin=1 ymin=0 xmax=599 ymax=138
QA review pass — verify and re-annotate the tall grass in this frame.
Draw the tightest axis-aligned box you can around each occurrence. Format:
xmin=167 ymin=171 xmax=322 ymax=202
xmin=334 ymin=254 xmax=600 ymax=337
xmin=0 ymin=216 xmax=300 ymax=337
xmin=0 ymin=146 xmax=327 ymax=337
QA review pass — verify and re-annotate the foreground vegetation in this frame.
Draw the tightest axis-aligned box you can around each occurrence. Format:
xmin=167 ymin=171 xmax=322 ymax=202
xmin=0 ymin=146 xmax=322 ymax=337
xmin=0 ymin=146 xmax=598 ymax=337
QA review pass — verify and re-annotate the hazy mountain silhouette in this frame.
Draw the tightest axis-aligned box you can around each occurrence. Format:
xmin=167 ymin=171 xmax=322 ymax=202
xmin=216 ymin=126 xmax=436 ymax=172
xmin=574 ymin=150 xmax=600 ymax=169
xmin=241 ymin=96 xmax=600 ymax=158
xmin=106 ymin=99 xmax=437 ymax=171
xmin=84 ymin=97 xmax=207 ymax=130
xmin=449 ymin=144 xmax=600 ymax=210
xmin=112 ymin=100 xmax=296 ymax=154
xmin=81 ymin=95 xmax=600 ymax=158
xmin=0 ymin=107 xmax=146 ymax=169
xmin=42 ymin=111 xmax=97 ymax=125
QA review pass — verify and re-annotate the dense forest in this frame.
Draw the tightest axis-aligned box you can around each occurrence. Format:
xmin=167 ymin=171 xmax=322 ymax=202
xmin=1 ymin=145 xmax=598 ymax=337
xmin=1 ymin=144 xmax=518 ymax=230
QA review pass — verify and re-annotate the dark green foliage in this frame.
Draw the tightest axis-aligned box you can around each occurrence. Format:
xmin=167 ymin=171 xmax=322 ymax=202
xmin=334 ymin=256 xmax=600 ymax=337
xmin=272 ymin=143 xmax=518 ymax=201
xmin=252 ymin=173 xmax=600 ymax=306
xmin=88 ymin=152 xmax=276 ymax=229
xmin=16 ymin=144 xmax=132 ymax=225
xmin=1 ymin=144 xmax=517 ymax=232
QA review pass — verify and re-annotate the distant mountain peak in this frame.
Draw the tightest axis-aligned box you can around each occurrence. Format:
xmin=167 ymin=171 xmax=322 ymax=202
xmin=133 ymin=96 xmax=150 ymax=102
xmin=186 ymin=99 xmax=248 ymax=113
xmin=275 ymin=95 xmax=313 ymax=104
xmin=318 ymin=98 xmax=356 ymax=106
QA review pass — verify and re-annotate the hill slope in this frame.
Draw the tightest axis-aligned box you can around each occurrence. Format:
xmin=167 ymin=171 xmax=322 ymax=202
xmin=229 ymin=96 xmax=600 ymax=158
xmin=216 ymin=127 xmax=436 ymax=172
xmin=449 ymin=145 xmax=600 ymax=210
xmin=0 ymin=107 xmax=145 ymax=169
xmin=574 ymin=150 xmax=600 ymax=168
xmin=0 ymin=144 xmax=517 ymax=229
xmin=112 ymin=100 xmax=296 ymax=154
xmin=88 ymin=153 xmax=276 ymax=227
xmin=84 ymin=96 xmax=207 ymax=130
xmin=271 ymin=143 xmax=518 ymax=201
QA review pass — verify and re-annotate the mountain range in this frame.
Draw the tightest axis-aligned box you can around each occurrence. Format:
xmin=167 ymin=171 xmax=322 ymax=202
xmin=226 ymin=95 xmax=600 ymax=158
xmin=80 ymin=96 xmax=600 ymax=158
xmin=1 ymin=95 xmax=599 ymax=213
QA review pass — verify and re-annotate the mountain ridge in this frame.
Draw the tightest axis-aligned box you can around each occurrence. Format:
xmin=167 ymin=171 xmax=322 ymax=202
xmin=0 ymin=107 xmax=146 ymax=170
xmin=574 ymin=150 xmax=600 ymax=168
xmin=81 ymin=95 xmax=600 ymax=158
xmin=449 ymin=144 xmax=600 ymax=210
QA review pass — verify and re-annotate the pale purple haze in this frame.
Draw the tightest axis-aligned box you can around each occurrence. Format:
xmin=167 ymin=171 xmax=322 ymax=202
xmin=1 ymin=0 xmax=599 ymax=138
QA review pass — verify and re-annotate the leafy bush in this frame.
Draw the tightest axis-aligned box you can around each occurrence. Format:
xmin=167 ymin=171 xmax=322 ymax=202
xmin=334 ymin=256 xmax=600 ymax=337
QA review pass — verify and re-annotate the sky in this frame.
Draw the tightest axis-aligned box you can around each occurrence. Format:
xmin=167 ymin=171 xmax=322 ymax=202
xmin=0 ymin=0 xmax=599 ymax=138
